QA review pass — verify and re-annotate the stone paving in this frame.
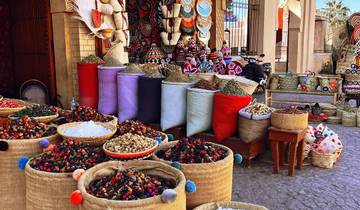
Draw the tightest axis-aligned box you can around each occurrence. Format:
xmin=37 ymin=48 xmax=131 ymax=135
xmin=231 ymin=93 xmax=360 ymax=210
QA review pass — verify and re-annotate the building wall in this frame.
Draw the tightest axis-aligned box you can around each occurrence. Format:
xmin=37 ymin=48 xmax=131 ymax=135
xmin=50 ymin=0 xmax=95 ymax=108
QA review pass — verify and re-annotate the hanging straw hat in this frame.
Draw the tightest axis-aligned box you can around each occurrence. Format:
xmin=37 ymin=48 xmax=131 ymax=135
xmin=197 ymin=31 xmax=211 ymax=46
xmin=162 ymin=17 xmax=181 ymax=33
xmin=196 ymin=0 xmax=212 ymax=17
xmin=161 ymin=3 xmax=181 ymax=18
xmin=160 ymin=32 xmax=181 ymax=46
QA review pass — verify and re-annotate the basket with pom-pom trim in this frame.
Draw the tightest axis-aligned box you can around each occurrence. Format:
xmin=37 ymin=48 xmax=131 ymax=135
xmin=152 ymin=141 xmax=234 ymax=209
xmin=76 ymin=160 xmax=186 ymax=210
xmin=0 ymin=133 xmax=60 ymax=210
xmin=25 ymin=159 xmax=83 ymax=210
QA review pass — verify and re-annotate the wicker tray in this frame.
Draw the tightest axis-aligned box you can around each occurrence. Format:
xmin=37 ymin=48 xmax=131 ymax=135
xmin=9 ymin=113 xmax=59 ymax=124
xmin=57 ymin=122 xmax=116 ymax=145
xmin=0 ymin=99 xmax=26 ymax=117
xmin=103 ymin=139 xmax=159 ymax=159
xmin=193 ymin=201 xmax=269 ymax=210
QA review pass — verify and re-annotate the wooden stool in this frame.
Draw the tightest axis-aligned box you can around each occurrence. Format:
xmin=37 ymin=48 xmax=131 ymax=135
xmin=268 ymin=127 xmax=306 ymax=176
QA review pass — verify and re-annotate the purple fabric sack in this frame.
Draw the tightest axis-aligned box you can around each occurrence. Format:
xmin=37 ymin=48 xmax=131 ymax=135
xmin=97 ymin=65 xmax=125 ymax=115
xmin=117 ymin=72 xmax=144 ymax=123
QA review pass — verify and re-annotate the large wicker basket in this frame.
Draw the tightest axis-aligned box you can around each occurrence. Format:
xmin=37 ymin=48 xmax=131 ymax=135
xmin=311 ymin=150 xmax=337 ymax=169
xmin=271 ymin=111 xmax=308 ymax=130
xmin=153 ymin=141 xmax=234 ymax=209
xmin=0 ymin=99 xmax=26 ymax=117
xmin=25 ymin=162 xmax=78 ymax=210
xmin=193 ymin=201 xmax=269 ymax=210
xmin=0 ymin=134 xmax=60 ymax=210
xmin=57 ymin=122 xmax=117 ymax=145
xmin=77 ymin=160 xmax=186 ymax=210
xmin=238 ymin=116 xmax=270 ymax=143
xmin=342 ymin=111 xmax=357 ymax=127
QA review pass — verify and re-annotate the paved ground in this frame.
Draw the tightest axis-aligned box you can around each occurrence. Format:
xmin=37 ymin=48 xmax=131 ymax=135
xmin=231 ymin=93 xmax=360 ymax=210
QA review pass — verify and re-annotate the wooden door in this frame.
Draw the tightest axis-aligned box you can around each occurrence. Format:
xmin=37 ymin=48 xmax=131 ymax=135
xmin=0 ymin=0 xmax=56 ymax=101
xmin=0 ymin=1 xmax=15 ymax=96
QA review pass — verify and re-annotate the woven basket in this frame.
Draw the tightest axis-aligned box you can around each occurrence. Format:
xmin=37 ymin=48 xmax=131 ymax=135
xmin=278 ymin=74 xmax=298 ymax=90
xmin=153 ymin=141 xmax=233 ymax=209
xmin=271 ymin=111 xmax=308 ymax=130
xmin=345 ymin=74 xmax=360 ymax=81
xmin=0 ymin=99 xmax=26 ymax=117
xmin=298 ymin=75 xmax=318 ymax=91
xmin=269 ymin=76 xmax=279 ymax=90
xmin=357 ymin=112 xmax=360 ymax=127
xmin=105 ymin=115 xmax=118 ymax=127
xmin=318 ymin=75 xmax=341 ymax=93
xmin=0 ymin=134 xmax=60 ymax=210
xmin=10 ymin=113 xmax=59 ymax=124
xmin=342 ymin=111 xmax=357 ymax=127
xmin=77 ymin=160 xmax=186 ymax=210
xmin=215 ymin=75 xmax=258 ymax=95
xmin=193 ymin=201 xmax=269 ymax=210
xmin=25 ymin=163 xmax=78 ymax=210
xmin=326 ymin=116 xmax=342 ymax=124
xmin=238 ymin=116 xmax=270 ymax=143
xmin=336 ymin=109 xmax=344 ymax=118
xmin=57 ymin=122 xmax=117 ymax=145
xmin=322 ymin=109 xmax=337 ymax=116
xmin=311 ymin=150 xmax=336 ymax=169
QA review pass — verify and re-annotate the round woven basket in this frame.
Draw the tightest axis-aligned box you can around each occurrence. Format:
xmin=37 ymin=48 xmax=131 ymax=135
xmin=57 ymin=122 xmax=117 ymax=145
xmin=10 ymin=113 xmax=59 ymax=124
xmin=311 ymin=150 xmax=336 ymax=169
xmin=238 ymin=116 xmax=270 ymax=143
xmin=105 ymin=115 xmax=118 ymax=127
xmin=0 ymin=134 xmax=60 ymax=210
xmin=326 ymin=116 xmax=341 ymax=124
xmin=271 ymin=111 xmax=308 ymax=130
xmin=342 ymin=111 xmax=357 ymax=127
xmin=0 ymin=99 xmax=26 ymax=117
xmin=152 ymin=141 xmax=234 ymax=209
xmin=279 ymin=74 xmax=298 ymax=90
xmin=77 ymin=160 xmax=186 ymax=210
xmin=25 ymin=163 xmax=78 ymax=210
xmin=193 ymin=201 xmax=269 ymax=210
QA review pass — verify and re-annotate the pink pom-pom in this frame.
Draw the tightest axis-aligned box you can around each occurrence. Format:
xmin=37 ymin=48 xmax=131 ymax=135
xmin=72 ymin=169 xmax=85 ymax=181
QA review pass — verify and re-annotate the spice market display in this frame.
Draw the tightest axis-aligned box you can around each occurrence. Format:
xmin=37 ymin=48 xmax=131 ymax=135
xmin=3 ymin=1 xmax=360 ymax=210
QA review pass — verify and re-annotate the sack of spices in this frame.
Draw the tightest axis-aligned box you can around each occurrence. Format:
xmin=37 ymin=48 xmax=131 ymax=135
xmin=117 ymin=72 xmax=145 ymax=123
xmin=153 ymin=139 xmax=233 ymax=209
xmin=0 ymin=116 xmax=59 ymax=210
xmin=238 ymin=103 xmax=272 ymax=143
xmin=137 ymin=76 xmax=164 ymax=123
xmin=98 ymin=65 xmax=125 ymax=115
xmin=161 ymin=81 xmax=193 ymax=131
xmin=212 ymin=80 xmax=252 ymax=141
xmin=74 ymin=160 xmax=186 ymax=210
xmin=25 ymin=140 xmax=108 ymax=210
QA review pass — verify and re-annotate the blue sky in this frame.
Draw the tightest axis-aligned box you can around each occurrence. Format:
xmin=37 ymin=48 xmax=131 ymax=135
xmin=317 ymin=0 xmax=360 ymax=13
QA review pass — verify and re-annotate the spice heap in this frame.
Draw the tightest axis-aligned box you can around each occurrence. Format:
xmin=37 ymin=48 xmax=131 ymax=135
xmin=29 ymin=140 xmax=107 ymax=173
xmin=140 ymin=63 xmax=164 ymax=78
xmin=164 ymin=70 xmax=192 ymax=83
xmin=64 ymin=106 xmax=113 ymax=123
xmin=0 ymin=116 xmax=56 ymax=139
xmin=104 ymin=133 xmax=156 ymax=154
xmin=160 ymin=64 xmax=182 ymax=77
xmin=245 ymin=103 xmax=272 ymax=115
xmin=275 ymin=107 xmax=306 ymax=114
xmin=193 ymin=79 xmax=219 ymax=90
xmin=156 ymin=138 xmax=228 ymax=164
xmin=117 ymin=120 xmax=164 ymax=139
xmin=221 ymin=79 xmax=248 ymax=96
xmin=64 ymin=121 xmax=112 ymax=137
xmin=11 ymin=105 xmax=56 ymax=118
xmin=0 ymin=99 xmax=24 ymax=108
xmin=122 ymin=64 xmax=144 ymax=74
xmin=87 ymin=169 xmax=176 ymax=200
xmin=79 ymin=55 xmax=104 ymax=64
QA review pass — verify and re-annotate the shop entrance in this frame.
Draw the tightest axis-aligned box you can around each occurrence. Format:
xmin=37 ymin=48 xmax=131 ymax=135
xmin=0 ymin=0 xmax=56 ymax=103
